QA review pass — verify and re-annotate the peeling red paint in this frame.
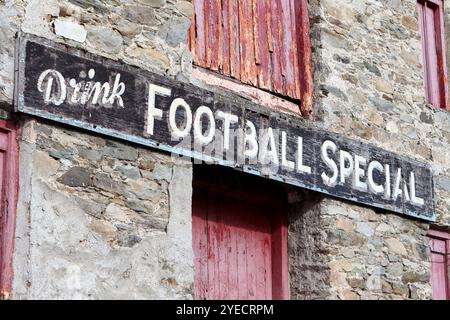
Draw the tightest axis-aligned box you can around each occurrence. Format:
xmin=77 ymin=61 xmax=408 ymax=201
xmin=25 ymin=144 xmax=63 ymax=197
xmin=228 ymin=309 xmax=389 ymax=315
xmin=193 ymin=67 xmax=302 ymax=115
xmin=189 ymin=0 xmax=313 ymax=114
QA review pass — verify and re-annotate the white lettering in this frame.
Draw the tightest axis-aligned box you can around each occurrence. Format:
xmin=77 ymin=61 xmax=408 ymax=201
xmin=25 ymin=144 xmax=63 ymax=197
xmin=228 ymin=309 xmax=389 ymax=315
xmin=339 ymin=150 xmax=354 ymax=184
xmin=259 ymin=127 xmax=279 ymax=166
xmin=321 ymin=140 xmax=338 ymax=187
xmin=393 ymin=168 xmax=403 ymax=201
xmin=353 ymin=155 xmax=368 ymax=192
xmin=217 ymin=111 xmax=238 ymax=151
xmin=147 ymin=84 xmax=171 ymax=135
xmin=368 ymin=161 xmax=384 ymax=194
xmin=385 ymin=164 xmax=391 ymax=200
xmin=244 ymin=120 xmax=258 ymax=159
xmin=281 ymin=131 xmax=295 ymax=171
xmin=296 ymin=137 xmax=311 ymax=174
xmin=194 ymin=106 xmax=215 ymax=145
xmin=410 ymin=172 xmax=425 ymax=206
xmin=169 ymin=98 xmax=192 ymax=140
xmin=107 ymin=73 xmax=126 ymax=107
xmin=37 ymin=69 xmax=67 ymax=105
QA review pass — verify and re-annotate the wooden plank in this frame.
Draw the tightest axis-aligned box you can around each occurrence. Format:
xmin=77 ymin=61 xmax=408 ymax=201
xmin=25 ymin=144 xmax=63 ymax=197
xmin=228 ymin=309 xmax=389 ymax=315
xmin=209 ymin=0 xmax=221 ymax=71
xmin=270 ymin=0 xmax=283 ymax=94
xmin=271 ymin=208 xmax=289 ymax=300
xmin=238 ymin=0 xmax=257 ymax=86
xmin=206 ymin=192 xmax=219 ymax=299
xmin=255 ymin=0 xmax=271 ymax=90
xmin=193 ymin=0 xmax=207 ymax=66
xmin=204 ymin=0 xmax=212 ymax=68
xmin=252 ymin=0 xmax=260 ymax=65
xmin=226 ymin=206 xmax=239 ymax=300
xmin=217 ymin=202 xmax=230 ymax=299
xmin=263 ymin=221 xmax=273 ymax=299
xmin=280 ymin=0 xmax=295 ymax=97
xmin=221 ymin=0 xmax=231 ymax=75
xmin=192 ymin=191 xmax=209 ymax=300
xmin=290 ymin=0 xmax=301 ymax=100
xmin=229 ymin=0 xmax=240 ymax=79
xmin=245 ymin=203 xmax=257 ymax=300
xmin=254 ymin=211 xmax=269 ymax=300
xmin=266 ymin=0 xmax=273 ymax=53
xmin=295 ymin=0 xmax=314 ymax=116
xmin=430 ymin=248 xmax=448 ymax=299
xmin=236 ymin=213 xmax=248 ymax=299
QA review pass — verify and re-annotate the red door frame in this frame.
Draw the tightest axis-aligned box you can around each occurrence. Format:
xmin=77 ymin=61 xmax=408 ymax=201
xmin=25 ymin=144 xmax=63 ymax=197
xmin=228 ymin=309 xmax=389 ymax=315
xmin=192 ymin=166 xmax=289 ymax=300
xmin=0 ymin=119 xmax=19 ymax=300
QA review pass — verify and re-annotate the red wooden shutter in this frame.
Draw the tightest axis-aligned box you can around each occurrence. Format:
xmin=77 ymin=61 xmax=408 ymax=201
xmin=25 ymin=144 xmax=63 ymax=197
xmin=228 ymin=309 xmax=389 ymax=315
xmin=190 ymin=0 xmax=313 ymax=114
xmin=0 ymin=120 xmax=19 ymax=300
xmin=428 ymin=230 xmax=450 ymax=300
xmin=417 ymin=0 xmax=448 ymax=109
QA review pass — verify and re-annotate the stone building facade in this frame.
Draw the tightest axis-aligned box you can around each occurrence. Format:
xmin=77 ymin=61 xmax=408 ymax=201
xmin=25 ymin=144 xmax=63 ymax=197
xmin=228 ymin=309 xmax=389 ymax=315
xmin=0 ymin=0 xmax=449 ymax=300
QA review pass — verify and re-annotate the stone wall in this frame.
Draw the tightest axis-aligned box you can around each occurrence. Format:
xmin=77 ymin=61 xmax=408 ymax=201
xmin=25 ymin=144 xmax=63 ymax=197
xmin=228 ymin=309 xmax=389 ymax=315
xmin=0 ymin=0 xmax=196 ymax=299
xmin=0 ymin=0 xmax=449 ymax=300
xmin=13 ymin=118 xmax=194 ymax=299
xmin=288 ymin=0 xmax=450 ymax=299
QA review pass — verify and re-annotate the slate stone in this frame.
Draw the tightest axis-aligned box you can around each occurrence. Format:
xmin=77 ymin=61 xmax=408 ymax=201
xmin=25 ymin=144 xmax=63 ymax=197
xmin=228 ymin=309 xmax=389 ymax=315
xmin=58 ymin=167 xmax=92 ymax=187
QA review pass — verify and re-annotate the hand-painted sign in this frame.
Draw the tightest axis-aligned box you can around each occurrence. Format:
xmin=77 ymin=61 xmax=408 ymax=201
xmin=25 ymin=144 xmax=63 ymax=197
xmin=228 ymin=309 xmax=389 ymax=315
xmin=15 ymin=34 xmax=435 ymax=221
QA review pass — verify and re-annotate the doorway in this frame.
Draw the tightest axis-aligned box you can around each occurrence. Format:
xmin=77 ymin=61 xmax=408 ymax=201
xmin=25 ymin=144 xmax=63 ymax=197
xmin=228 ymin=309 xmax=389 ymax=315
xmin=192 ymin=165 xmax=289 ymax=300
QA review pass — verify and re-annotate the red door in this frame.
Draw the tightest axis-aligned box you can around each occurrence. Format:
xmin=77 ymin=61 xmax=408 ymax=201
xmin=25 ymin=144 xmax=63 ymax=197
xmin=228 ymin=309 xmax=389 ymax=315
xmin=192 ymin=167 xmax=288 ymax=300
xmin=429 ymin=229 xmax=450 ymax=300
xmin=0 ymin=120 xmax=19 ymax=300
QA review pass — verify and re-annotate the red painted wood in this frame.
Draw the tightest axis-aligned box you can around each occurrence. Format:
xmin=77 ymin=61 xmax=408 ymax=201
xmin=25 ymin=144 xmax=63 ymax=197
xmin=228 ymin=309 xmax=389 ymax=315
xmin=217 ymin=204 xmax=229 ymax=300
xmin=429 ymin=229 xmax=450 ymax=240
xmin=290 ymin=0 xmax=301 ymax=100
xmin=192 ymin=0 xmax=206 ymax=66
xmin=429 ymin=229 xmax=450 ymax=300
xmin=221 ymin=0 xmax=231 ymax=75
xmin=271 ymin=0 xmax=284 ymax=95
xmin=265 ymin=0 xmax=273 ymax=54
xmin=209 ymin=0 xmax=221 ymax=71
xmin=280 ymin=0 xmax=296 ymax=98
xmin=192 ymin=191 xmax=208 ymax=300
xmin=190 ymin=0 xmax=313 ymax=112
xmin=429 ymin=237 xmax=449 ymax=300
xmin=295 ymin=0 xmax=314 ymax=116
xmin=245 ymin=206 xmax=256 ymax=300
xmin=271 ymin=208 xmax=289 ymax=300
xmin=0 ymin=120 xmax=19 ymax=300
xmin=204 ymin=0 xmax=212 ymax=68
xmin=227 ymin=208 xmax=239 ymax=300
xmin=229 ymin=0 xmax=240 ymax=79
xmin=255 ymin=0 xmax=271 ymax=90
xmin=418 ymin=0 xmax=448 ymax=109
xmin=192 ymin=170 xmax=288 ymax=300
xmin=238 ymin=0 xmax=257 ymax=86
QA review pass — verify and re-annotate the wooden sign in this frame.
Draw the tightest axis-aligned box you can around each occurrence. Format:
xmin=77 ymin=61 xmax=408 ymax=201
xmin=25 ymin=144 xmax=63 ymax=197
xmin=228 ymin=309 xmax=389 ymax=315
xmin=15 ymin=34 xmax=435 ymax=221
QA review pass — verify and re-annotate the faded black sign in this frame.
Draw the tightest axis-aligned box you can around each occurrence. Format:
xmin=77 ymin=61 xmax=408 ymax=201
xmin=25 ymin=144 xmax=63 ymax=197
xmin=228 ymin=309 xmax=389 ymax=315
xmin=15 ymin=34 xmax=435 ymax=221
